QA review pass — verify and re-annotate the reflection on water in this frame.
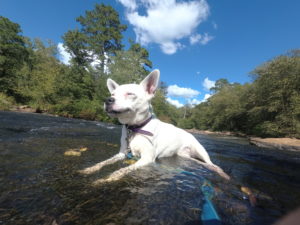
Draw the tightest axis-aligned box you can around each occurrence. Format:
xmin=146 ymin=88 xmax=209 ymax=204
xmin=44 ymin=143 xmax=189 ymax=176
xmin=1 ymin=111 xmax=300 ymax=225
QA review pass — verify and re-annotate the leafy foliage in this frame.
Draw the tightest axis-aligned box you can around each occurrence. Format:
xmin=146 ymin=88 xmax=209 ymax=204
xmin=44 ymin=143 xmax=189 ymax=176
xmin=108 ymin=42 xmax=152 ymax=84
xmin=248 ymin=52 xmax=300 ymax=137
xmin=16 ymin=39 xmax=63 ymax=107
xmin=187 ymin=51 xmax=300 ymax=138
xmin=0 ymin=93 xmax=15 ymax=110
xmin=63 ymin=4 xmax=127 ymax=73
xmin=0 ymin=16 xmax=28 ymax=96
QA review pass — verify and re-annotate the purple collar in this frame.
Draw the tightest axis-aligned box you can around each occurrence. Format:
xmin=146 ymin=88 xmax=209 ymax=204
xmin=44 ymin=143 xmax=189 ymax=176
xmin=126 ymin=116 xmax=153 ymax=136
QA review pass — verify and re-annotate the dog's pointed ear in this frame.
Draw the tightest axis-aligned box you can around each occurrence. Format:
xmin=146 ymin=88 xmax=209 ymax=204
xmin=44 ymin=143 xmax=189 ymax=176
xmin=107 ymin=79 xmax=119 ymax=93
xmin=140 ymin=69 xmax=160 ymax=97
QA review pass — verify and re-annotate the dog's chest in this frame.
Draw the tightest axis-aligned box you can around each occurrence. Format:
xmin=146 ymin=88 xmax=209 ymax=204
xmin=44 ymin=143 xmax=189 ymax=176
xmin=125 ymin=130 xmax=138 ymax=155
xmin=126 ymin=130 xmax=152 ymax=158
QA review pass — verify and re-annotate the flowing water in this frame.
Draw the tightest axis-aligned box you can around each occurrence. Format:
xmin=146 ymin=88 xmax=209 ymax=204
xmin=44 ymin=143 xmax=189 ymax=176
xmin=0 ymin=111 xmax=300 ymax=225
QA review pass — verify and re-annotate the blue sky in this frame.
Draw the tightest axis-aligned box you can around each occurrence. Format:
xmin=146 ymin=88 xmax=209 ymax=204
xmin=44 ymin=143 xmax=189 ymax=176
xmin=1 ymin=0 xmax=299 ymax=107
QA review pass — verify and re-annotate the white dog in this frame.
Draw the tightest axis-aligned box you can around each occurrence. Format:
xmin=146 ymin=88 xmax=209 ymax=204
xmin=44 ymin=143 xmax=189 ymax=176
xmin=80 ymin=70 xmax=229 ymax=183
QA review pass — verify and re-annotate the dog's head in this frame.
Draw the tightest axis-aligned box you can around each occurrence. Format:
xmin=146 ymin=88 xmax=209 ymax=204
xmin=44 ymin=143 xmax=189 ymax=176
xmin=105 ymin=69 xmax=160 ymax=124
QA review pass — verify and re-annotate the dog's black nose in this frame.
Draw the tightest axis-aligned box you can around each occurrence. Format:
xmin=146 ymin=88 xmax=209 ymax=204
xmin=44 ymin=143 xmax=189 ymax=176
xmin=105 ymin=97 xmax=115 ymax=105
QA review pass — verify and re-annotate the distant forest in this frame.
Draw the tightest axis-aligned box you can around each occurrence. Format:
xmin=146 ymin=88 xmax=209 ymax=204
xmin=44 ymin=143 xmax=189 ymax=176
xmin=0 ymin=4 xmax=299 ymax=138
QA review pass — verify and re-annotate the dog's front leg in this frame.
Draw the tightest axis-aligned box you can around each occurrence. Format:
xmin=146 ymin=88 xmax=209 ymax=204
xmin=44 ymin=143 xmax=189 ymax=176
xmin=79 ymin=126 xmax=128 ymax=175
xmin=79 ymin=152 xmax=126 ymax=175
xmin=93 ymin=136 xmax=154 ymax=184
xmin=92 ymin=158 xmax=151 ymax=185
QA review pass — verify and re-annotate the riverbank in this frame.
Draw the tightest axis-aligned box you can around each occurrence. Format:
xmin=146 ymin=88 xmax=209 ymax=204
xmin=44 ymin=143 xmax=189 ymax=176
xmin=186 ymin=128 xmax=247 ymax=137
xmin=186 ymin=128 xmax=300 ymax=152
xmin=10 ymin=105 xmax=39 ymax=113
xmin=249 ymin=137 xmax=300 ymax=151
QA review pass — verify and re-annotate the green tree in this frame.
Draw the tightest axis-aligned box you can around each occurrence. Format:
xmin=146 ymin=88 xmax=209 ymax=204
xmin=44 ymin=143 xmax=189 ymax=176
xmin=0 ymin=16 xmax=28 ymax=96
xmin=152 ymin=82 xmax=182 ymax=124
xmin=190 ymin=50 xmax=300 ymax=138
xmin=16 ymin=39 xmax=63 ymax=108
xmin=62 ymin=30 xmax=89 ymax=67
xmin=63 ymin=3 xmax=127 ymax=73
xmin=190 ymin=102 xmax=211 ymax=130
xmin=210 ymin=78 xmax=230 ymax=93
xmin=249 ymin=51 xmax=300 ymax=137
xmin=128 ymin=39 xmax=152 ymax=69
xmin=108 ymin=43 xmax=152 ymax=84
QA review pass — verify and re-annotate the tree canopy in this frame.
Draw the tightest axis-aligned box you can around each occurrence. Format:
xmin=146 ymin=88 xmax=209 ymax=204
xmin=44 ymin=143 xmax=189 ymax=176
xmin=0 ymin=16 xmax=28 ymax=96
xmin=185 ymin=52 xmax=300 ymax=138
xmin=63 ymin=4 xmax=127 ymax=73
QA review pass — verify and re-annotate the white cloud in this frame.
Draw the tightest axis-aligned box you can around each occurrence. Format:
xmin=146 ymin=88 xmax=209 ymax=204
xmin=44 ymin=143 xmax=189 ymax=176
xmin=57 ymin=43 xmax=109 ymax=73
xmin=57 ymin=43 xmax=71 ymax=65
xmin=161 ymin=42 xmax=184 ymax=55
xmin=202 ymin=77 xmax=215 ymax=91
xmin=119 ymin=0 xmax=210 ymax=54
xmin=89 ymin=52 xmax=110 ymax=74
xmin=166 ymin=97 xmax=184 ymax=108
xmin=167 ymin=84 xmax=200 ymax=98
xmin=189 ymin=33 xmax=214 ymax=45
xmin=199 ymin=33 xmax=214 ymax=45
xmin=202 ymin=93 xmax=212 ymax=102
xmin=118 ymin=0 xmax=137 ymax=11
xmin=189 ymin=34 xmax=201 ymax=45
xmin=212 ymin=21 xmax=218 ymax=30
xmin=188 ymin=98 xmax=201 ymax=105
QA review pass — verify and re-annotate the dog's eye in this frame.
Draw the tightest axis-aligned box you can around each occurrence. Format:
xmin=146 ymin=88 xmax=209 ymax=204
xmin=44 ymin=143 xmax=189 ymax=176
xmin=126 ymin=92 xmax=137 ymax=99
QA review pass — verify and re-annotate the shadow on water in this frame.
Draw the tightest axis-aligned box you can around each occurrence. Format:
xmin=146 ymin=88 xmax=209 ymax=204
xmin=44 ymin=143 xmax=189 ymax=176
xmin=0 ymin=111 xmax=300 ymax=225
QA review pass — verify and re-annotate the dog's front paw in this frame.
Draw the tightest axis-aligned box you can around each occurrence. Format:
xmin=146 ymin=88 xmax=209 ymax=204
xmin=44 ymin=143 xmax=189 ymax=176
xmin=78 ymin=169 xmax=89 ymax=175
xmin=78 ymin=167 xmax=96 ymax=175
xmin=92 ymin=177 xmax=113 ymax=185
xmin=78 ymin=163 xmax=103 ymax=175
xmin=211 ymin=164 xmax=230 ymax=181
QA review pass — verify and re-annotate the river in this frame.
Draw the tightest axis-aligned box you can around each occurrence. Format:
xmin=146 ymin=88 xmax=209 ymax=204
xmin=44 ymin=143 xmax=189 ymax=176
xmin=1 ymin=111 xmax=300 ymax=225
